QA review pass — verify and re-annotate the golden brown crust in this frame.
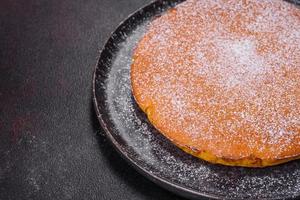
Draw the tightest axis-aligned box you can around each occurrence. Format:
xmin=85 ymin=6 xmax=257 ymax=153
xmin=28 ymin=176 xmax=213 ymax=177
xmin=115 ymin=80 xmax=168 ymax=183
xmin=131 ymin=0 xmax=300 ymax=167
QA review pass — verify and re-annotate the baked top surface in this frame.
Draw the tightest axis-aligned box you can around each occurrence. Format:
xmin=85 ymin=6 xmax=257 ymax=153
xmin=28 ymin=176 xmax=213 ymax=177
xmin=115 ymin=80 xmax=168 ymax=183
xmin=131 ymin=0 xmax=300 ymax=162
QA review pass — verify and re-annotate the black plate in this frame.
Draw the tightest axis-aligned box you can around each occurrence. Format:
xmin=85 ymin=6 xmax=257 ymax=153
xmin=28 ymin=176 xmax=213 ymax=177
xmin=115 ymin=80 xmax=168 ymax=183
xmin=93 ymin=1 xmax=300 ymax=199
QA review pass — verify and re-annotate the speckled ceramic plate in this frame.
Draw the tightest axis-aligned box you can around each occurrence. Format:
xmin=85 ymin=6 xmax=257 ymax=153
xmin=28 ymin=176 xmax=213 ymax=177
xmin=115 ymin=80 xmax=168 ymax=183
xmin=93 ymin=1 xmax=300 ymax=199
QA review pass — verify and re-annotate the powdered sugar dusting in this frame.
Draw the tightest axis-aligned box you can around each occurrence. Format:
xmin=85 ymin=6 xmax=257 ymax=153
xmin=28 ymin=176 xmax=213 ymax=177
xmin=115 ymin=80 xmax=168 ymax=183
xmin=96 ymin=0 xmax=300 ymax=199
xmin=132 ymin=0 xmax=300 ymax=159
xmin=104 ymin=22 xmax=300 ymax=199
xmin=219 ymin=38 xmax=267 ymax=88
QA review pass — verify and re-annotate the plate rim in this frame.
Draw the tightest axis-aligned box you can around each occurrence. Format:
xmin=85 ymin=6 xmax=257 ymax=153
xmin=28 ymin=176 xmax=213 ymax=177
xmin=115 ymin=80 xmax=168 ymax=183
xmin=92 ymin=1 xmax=300 ymax=199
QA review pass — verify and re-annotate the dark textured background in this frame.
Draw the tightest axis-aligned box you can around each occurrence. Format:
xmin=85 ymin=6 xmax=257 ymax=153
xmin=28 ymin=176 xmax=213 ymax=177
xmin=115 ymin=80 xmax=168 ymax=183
xmin=0 ymin=0 xmax=187 ymax=199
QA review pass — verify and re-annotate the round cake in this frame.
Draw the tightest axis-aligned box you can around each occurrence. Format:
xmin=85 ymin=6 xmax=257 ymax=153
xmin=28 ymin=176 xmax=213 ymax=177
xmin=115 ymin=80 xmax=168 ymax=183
xmin=131 ymin=0 xmax=300 ymax=167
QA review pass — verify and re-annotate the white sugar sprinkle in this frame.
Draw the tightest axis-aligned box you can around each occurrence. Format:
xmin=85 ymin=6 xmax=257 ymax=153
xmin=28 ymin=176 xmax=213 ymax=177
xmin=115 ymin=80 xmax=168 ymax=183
xmin=102 ymin=0 xmax=300 ymax=199
xmin=132 ymin=0 xmax=300 ymax=158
